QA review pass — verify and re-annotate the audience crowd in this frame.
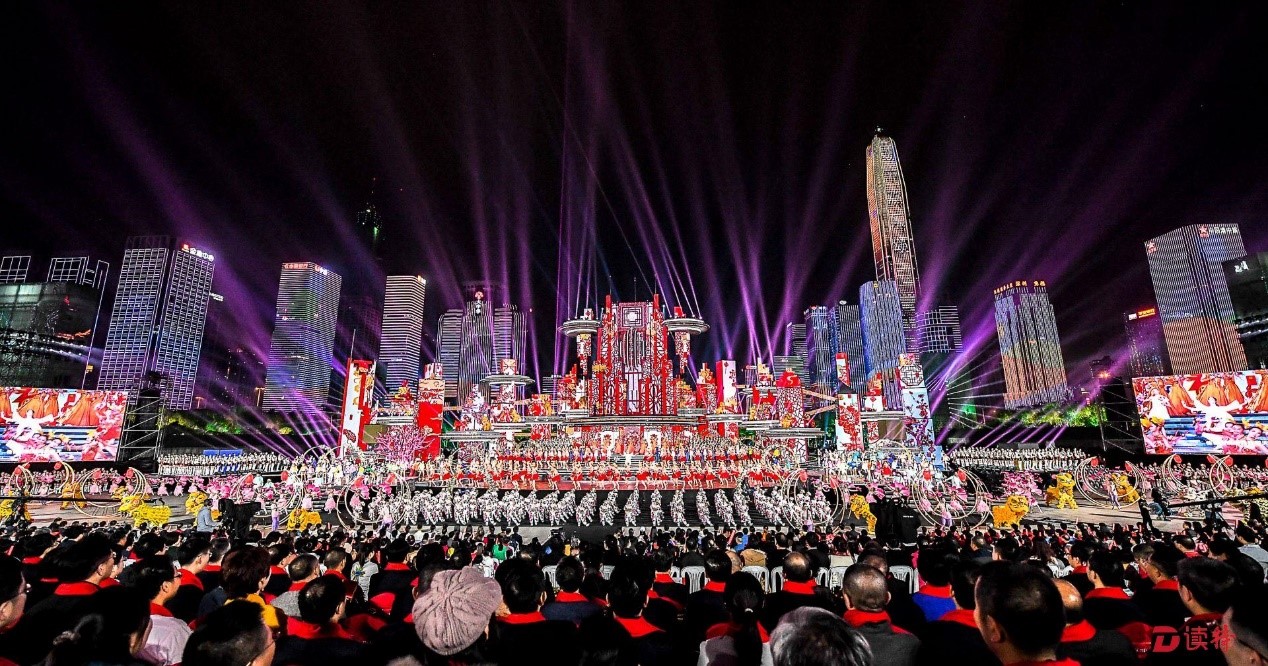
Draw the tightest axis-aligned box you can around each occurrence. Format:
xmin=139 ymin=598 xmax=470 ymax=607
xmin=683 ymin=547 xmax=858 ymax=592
xmin=0 ymin=513 xmax=1265 ymax=666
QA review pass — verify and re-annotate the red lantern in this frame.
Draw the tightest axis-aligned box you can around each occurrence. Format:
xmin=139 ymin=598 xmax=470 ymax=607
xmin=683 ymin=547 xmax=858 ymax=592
xmin=956 ymin=469 xmax=967 ymax=482
xmin=1206 ymin=455 xmax=1218 ymax=465
xmin=1089 ymin=458 xmax=1100 ymax=467
xmin=1172 ymin=454 xmax=1182 ymax=464
xmin=279 ymin=471 xmax=289 ymax=482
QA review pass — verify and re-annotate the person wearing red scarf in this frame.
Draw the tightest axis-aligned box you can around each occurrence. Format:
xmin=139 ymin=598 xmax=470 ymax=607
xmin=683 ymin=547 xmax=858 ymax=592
xmin=1134 ymin=543 xmax=1190 ymax=633
xmin=1083 ymin=550 xmax=1152 ymax=653
xmin=1051 ymin=580 xmax=1134 ymax=666
xmin=841 ymin=565 xmax=919 ymax=666
xmin=167 ymin=536 xmax=213 ymax=622
xmin=610 ymin=561 xmax=677 ymax=664
xmin=542 ymin=557 xmax=602 ymax=625
xmin=491 ymin=560 xmax=579 ymax=664
xmin=0 ymin=556 xmax=29 ymax=666
xmin=1148 ymin=558 xmax=1239 ymax=666
xmin=975 ymin=562 xmax=1078 ymax=666
xmin=914 ymin=560 xmax=999 ymax=666
xmin=275 ymin=576 xmax=367 ymax=665
xmin=117 ymin=555 xmax=192 ymax=666
xmin=10 ymin=533 xmax=115 ymax=665
xmin=686 ymin=551 xmax=735 ymax=645
xmin=764 ymin=552 xmax=835 ymax=630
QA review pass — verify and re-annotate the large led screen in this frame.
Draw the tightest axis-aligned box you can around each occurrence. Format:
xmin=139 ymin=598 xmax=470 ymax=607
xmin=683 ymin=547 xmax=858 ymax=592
xmin=0 ymin=388 xmax=128 ymax=462
xmin=1133 ymin=370 xmax=1268 ymax=454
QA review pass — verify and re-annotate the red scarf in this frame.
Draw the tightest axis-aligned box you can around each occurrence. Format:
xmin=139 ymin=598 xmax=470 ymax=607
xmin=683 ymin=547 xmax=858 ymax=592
xmin=705 ymin=620 xmax=770 ymax=642
xmin=203 ymin=564 xmax=222 ymax=573
xmin=269 ymin=566 xmax=286 ymax=577
xmin=1085 ymin=587 xmax=1130 ymax=600
xmin=1060 ymin=621 xmax=1096 ymax=643
xmin=917 ymin=584 xmax=953 ymax=599
xmin=54 ymin=581 xmax=99 ymax=597
xmin=1005 ymin=660 xmax=1079 ymax=666
xmin=20 ymin=557 xmax=40 ymax=566
xmin=288 ymin=619 xmax=357 ymax=641
xmin=1071 ymin=566 xmax=1087 ymax=575
xmin=653 ymin=573 xmax=676 ymax=584
xmin=178 ymin=569 xmax=204 ymax=590
xmin=384 ymin=562 xmax=411 ymax=572
xmin=499 ymin=612 xmax=548 ymax=625
xmin=940 ymin=609 xmax=978 ymax=629
xmin=703 ymin=581 xmax=726 ymax=593
xmin=554 ymin=591 xmax=589 ymax=603
xmin=844 ymin=609 xmax=910 ymax=635
xmin=149 ymin=602 xmax=174 ymax=618
xmin=782 ymin=580 xmax=818 ymax=596
xmin=289 ymin=581 xmax=307 ymax=592
xmin=1154 ymin=579 xmax=1179 ymax=592
xmin=614 ymin=615 xmax=663 ymax=638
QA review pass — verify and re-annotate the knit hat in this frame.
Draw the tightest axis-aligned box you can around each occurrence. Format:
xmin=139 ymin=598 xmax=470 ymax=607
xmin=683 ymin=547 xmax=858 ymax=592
xmin=412 ymin=566 xmax=502 ymax=656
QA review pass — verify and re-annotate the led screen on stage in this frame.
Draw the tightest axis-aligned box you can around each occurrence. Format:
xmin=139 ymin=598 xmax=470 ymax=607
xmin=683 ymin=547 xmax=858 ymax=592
xmin=1133 ymin=370 xmax=1268 ymax=454
xmin=0 ymin=387 xmax=128 ymax=462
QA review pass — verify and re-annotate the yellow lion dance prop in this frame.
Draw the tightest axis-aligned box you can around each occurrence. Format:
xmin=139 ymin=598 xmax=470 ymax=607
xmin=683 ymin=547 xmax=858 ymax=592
xmin=991 ymin=495 xmax=1031 ymax=529
xmin=0 ymin=500 xmax=31 ymax=523
xmin=848 ymin=495 xmax=877 ymax=534
xmin=118 ymin=494 xmax=172 ymax=530
xmin=1113 ymin=473 xmax=1139 ymax=504
xmin=286 ymin=508 xmax=322 ymax=532
xmin=1045 ymin=473 xmax=1078 ymax=510
xmin=186 ymin=491 xmax=208 ymax=516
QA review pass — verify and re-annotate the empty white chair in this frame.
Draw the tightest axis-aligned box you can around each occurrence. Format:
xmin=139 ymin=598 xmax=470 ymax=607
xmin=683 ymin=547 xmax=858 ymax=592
xmin=890 ymin=565 xmax=918 ymax=594
xmin=828 ymin=566 xmax=849 ymax=589
xmin=669 ymin=566 xmax=683 ymax=583
xmin=741 ymin=565 xmax=770 ymax=592
xmin=815 ymin=568 xmax=830 ymax=586
xmin=542 ymin=565 xmax=558 ymax=590
xmin=769 ymin=566 xmax=785 ymax=591
xmin=601 ymin=565 xmax=615 ymax=579
xmin=682 ymin=565 xmax=707 ymax=593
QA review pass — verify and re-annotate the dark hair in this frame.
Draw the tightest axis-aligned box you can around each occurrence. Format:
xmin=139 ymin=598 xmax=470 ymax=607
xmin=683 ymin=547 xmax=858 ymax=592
xmin=1237 ymin=525 xmax=1260 ymax=544
xmin=496 ymin=559 xmax=547 ymax=614
xmin=383 ymin=538 xmax=410 ymax=564
xmin=1148 ymin=542 xmax=1183 ymax=578
xmin=222 ymin=546 xmax=271 ymax=598
xmin=917 ymin=545 xmax=958 ymax=587
xmin=1068 ymin=541 xmax=1094 ymax=564
xmin=118 ymin=554 xmax=177 ymax=601
xmin=1087 ymin=551 xmax=1125 ymax=588
xmin=0 ymin=556 xmax=23 ymax=604
xmin=950 ymin=560 xmax=982 ymax=610
xmin=724 ymin=573 xmax=766 ymax=666
xmin=267 ymin=543 xmax=293 ymax=566
xmin=782 ymin=552 xmax=813 ymax=583
xmin=1224 ymin=552 xmax=1266 ymax=590
xmin=175 ymin=538 xmax=212 ymax=568
xmin=556 ymin=557 xmax=585 ymax=593
xmin=771 ymin=609 xmax=871 ymax=666
xmin=1177 ymin=558 xmax=1239 ymax=614
xmin=183 ymin=600 xmax=269 ymax=666
xmin=287 ymin=553 xmax=320 ymax=582
xmin=975 ymin=562 xmax=1065 ymax=656
xmin=1228 ymin=592 xmax=1268 ymax=659
xmin=576 ymin=613 xmax=637 ymax=666
xmin=298 ymin=575 xmax=347 ymax=625
xmin=843 ymin=564 xmax=887 ymax=613
xmin=132 ymin=533 xmax=166 ymax=560
xmin=209 ymin=538 xmax=231 ymax=563
xmin=57 ymin=533 xmax=114 ymax=583
xmin=607 ymin=560 xmax=653 ymax=618
xmin=323 ymin=549 xmax=349 ymax=575
xmin=704 ymin=550 xmax=733 ymax=583
xmin=41 ymin=586 xmax=150 ymax=666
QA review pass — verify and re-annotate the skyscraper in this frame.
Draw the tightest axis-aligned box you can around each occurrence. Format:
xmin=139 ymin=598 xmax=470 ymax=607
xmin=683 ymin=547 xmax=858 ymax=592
xmin=1224 ymin=252 xmax=1268 ymax=370
xmin=914 ymin=306 xmax=964 ymax=355
xmin=198 ymin=292 xmax=266 ymax=411
xmin=860 ymin=280 xmax=905 ymax=407
xmin=1123 ymin=306 xmax=1170 ymax=377
xmin=492 ymin=303 xmax=527 ymax=368
xmin=436 ymin=309 xmax=463 ymax=399
xmin=832 ymin=301 xmax=866 ymax=390
xmin=866 ymin=132 xmax=921 ymax=333
xmin=379 ymin=275 xmax=427 ymax=394
xmin=0 ymin=256 xmax=109 ymax=389
xmin=99 ymin=237 xmax=215 ymax=409
xmin=784 ymin=322 xmax=809 ymax=384
xmin=435 ymin=286 xmax=529 ymax=402
xmin=993 ymin=280 xmax=1072 ymax=409
xmin=262 ymin=262 xmax=342 ymax=412
xmin=1146 ymin=224 xmax=1248 ymax=374
xmin=803 ymin=306 xmax=837 ymax=391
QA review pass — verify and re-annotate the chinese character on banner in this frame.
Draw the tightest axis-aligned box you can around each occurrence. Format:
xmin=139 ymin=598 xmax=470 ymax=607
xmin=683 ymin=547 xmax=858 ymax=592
xmin=339 ymin=360 xmax=375 ymax=455
xmin=415 ymin=378 xmax=445 ymax=459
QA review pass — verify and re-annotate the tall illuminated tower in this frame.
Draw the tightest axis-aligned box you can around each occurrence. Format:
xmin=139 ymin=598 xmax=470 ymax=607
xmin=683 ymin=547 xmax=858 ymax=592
xmin=803 ymin=306 xmax=837 ymax=391
xmin=866 ymin=132 xmax=921 ymax=334
xmin=832 ymin=301 xmax=866 ymax=390
xmin=436 ymin=309 xmax=463 ymax=399
xmin=860 ymin=280 xmax=905 ymax=407
xmin=1123 ymin=306 xmax=1170 ymax=377
xmin=99 ymin=237 xmax=215 ymax=409
xmin=378 ymin=275 xmax=427 ymax=394
xmin=1146 ymin=224 xmax=1248 ymax=374
xmin=262 ymin=262 xmax=342 ymax=412
xmin=492 ymin=303 xmax=527 ymax=368
xmin=993 ymin=280 xmax=1072 ymax=408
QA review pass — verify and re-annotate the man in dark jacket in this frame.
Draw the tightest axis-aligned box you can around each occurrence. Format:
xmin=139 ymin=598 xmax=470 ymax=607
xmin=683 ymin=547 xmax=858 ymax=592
xmin=492 ymin=559 xmax=579 ymax=664
xmin=1084 ymin=550 xmax=1152 ymax=654
xmin=1053 ymin=579 xmax=1135 ymax=666
xmin=859 ymin=550 xmax=926 ymax=634
xmin=1062 ymin=540 xmax=1095 ymax=598
xmin=367 ymin=538 xmax=416 ymax=614
xmin=913 ymin=560 xmax=998 ymax=666
xmin=275 ymin=576 xmax=367 ymax=665
xmin=685 ymin=550 xmax=733 ymax=644
xmin=542 ymin=557 xmax=601 ymax=624
xmin=1145 ymin=557 xmax=1238 ymax=666
xmin=764 ymin=552 xmax=836 ymax=629
xmin=842 ymin=564 xmax=920 ymax=666
xmin=13 ymin=533 xmax=117 ymax=664
xmin=1133 ymin=542 xmax=1190 ymax=632
xmin=609 ymin=561 xmax=677 ymax=664
xmin=650 ymin=549 xmax=689 ymax=609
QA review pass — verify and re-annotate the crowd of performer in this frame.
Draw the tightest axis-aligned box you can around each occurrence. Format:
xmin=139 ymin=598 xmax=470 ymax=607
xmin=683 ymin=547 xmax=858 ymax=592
xmin=949 ymin=447 xmax=1086 ymax=472
xmin=157 ymin=453 xmax=290 ymax=477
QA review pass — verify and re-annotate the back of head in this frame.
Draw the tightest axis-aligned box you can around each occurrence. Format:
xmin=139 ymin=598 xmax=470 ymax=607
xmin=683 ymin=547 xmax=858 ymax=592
xmin=183 ymin=600 xmax=268 ymax=666
xmin=771 ymin=607 xmax=871 ymax=666
xmin=222 ymin=546 xmax=271 ymax=598
xmin=1148 ymin=542 xmax=1183 ymax=579
xmin=175 ymin=538 xmax=212 ymax=568
xmin=858 ymin=551 xmax=888 ymax=576
xmin=842 ymin=564 xmax=888 ymax=613
xmin=1224 ymin=552 xmax=1266 ymax=590
xmin=58 ymin=533 xmax=114 ymax=583
xmin=384 ymin=538 xmax=410 ymax=564
xmin=704 ymin=550 xmax=733 ymax=583
xmin=1237 ymin=525 xmax=1259 ymax=544
xmin=556 ymin=556 xmax=585 ymax=593
xmin=44 ymin=586 xmax=150 ymax=666
xmin=950 ymin=560 xmax=982 ymax=610
xmin=0 ymin=556 xmax=24 ymax=602
xmin=118 ymin=554 xmax=177 ymax=600
xmin=322 ymin=549 xmax=348 ymax=575
xmin=782 ymin=552 xmax=812 ymax=584
xmin=1177 ymin=557 xmax=1239 ymax=614
xmin=1087 ymin=550 xmax=1125 ymax=588
xmin=287 ymin=553 xmax=319 ymax=582
xmin=918 ymin=545 xmax=958 ymax=587
xmin=495 ymin=558 xmax=546 ymax=614
xmin=577 ymin=613 xmax=637 ymax=666
xmin=607 ymin=560 xmax=653 ymax=618
xmin=975 ymin=562 xmax=1065 ymax=659
xmin=298 ymin=575 xmax=347 ymax=625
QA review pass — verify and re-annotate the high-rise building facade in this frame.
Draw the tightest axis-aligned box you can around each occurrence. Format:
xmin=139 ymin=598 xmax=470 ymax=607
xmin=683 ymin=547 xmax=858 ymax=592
xmin=197 ymin=293 xmax=266 ymax=411
xmin=99 ymin=237 xmax=215 ymax=409
xmin=832 ymin=301 xmax=866 ymax=390
xmin=379 ymin=275 xmax=427 ymax=394
xmin=436 ymin=309 xmax=463 ymax=399
xmin=1123 ymin=306 xmax=1170 ymax=378
xmin=1146 ymin=224 xmax=1248 ymax=374
xmin=435 ymin=287 xmax=530 ymax=402
xmin=783 ymin=322 xmax=809 ymax=384
xmin=993 ymin=280 xmax=1072 ymax=409
xmin=0 ymin=257 xmax=109 ymax=389
xmin=492 ymin=304 xmax=527 ymax=368
xmin=860 ymin=280 xmax=905 ymax=407
xmin=262 ymin=262 xmax=342 ymax=412
xmin=915 ymin=306 xmax=964 ymax=355
xmin=866 ymin=133 xmax=921 ymax=333
xmin=0 ymin=256 xmax=31 ymax=284
xmin=803 ymin=306 xmax=837 ymax=391
xmin=1224 ymin=252 xmax=1268 ymax=370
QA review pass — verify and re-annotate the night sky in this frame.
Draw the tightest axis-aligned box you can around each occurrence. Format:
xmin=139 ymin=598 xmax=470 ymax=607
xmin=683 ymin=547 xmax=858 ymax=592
xmin=3 ymin=2 xmax=1267 ymax=396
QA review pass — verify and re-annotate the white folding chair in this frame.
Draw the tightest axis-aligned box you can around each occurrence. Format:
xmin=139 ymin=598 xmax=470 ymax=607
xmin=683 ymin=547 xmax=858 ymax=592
xmin=741 ymin=565 xmax=771 ymax=592
xmin=542 ymin=565 xmax=559 ymax=590
xmin=669 ymin=566 xmax=683 ymax=583
xmin=828 ymin=566 xmax=849 ymax=589
xmin=815 ymin=568 xmax=830 ymax=586
xmin=769 ymin=565 xmax=785 ymax=591
xmin=601 ymin=565 xmax=615 ymax=579
xmin=890 ymin=565 xmax=918 ymax=594
xmin=682 ymin=565 xmax=707 ymax=593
